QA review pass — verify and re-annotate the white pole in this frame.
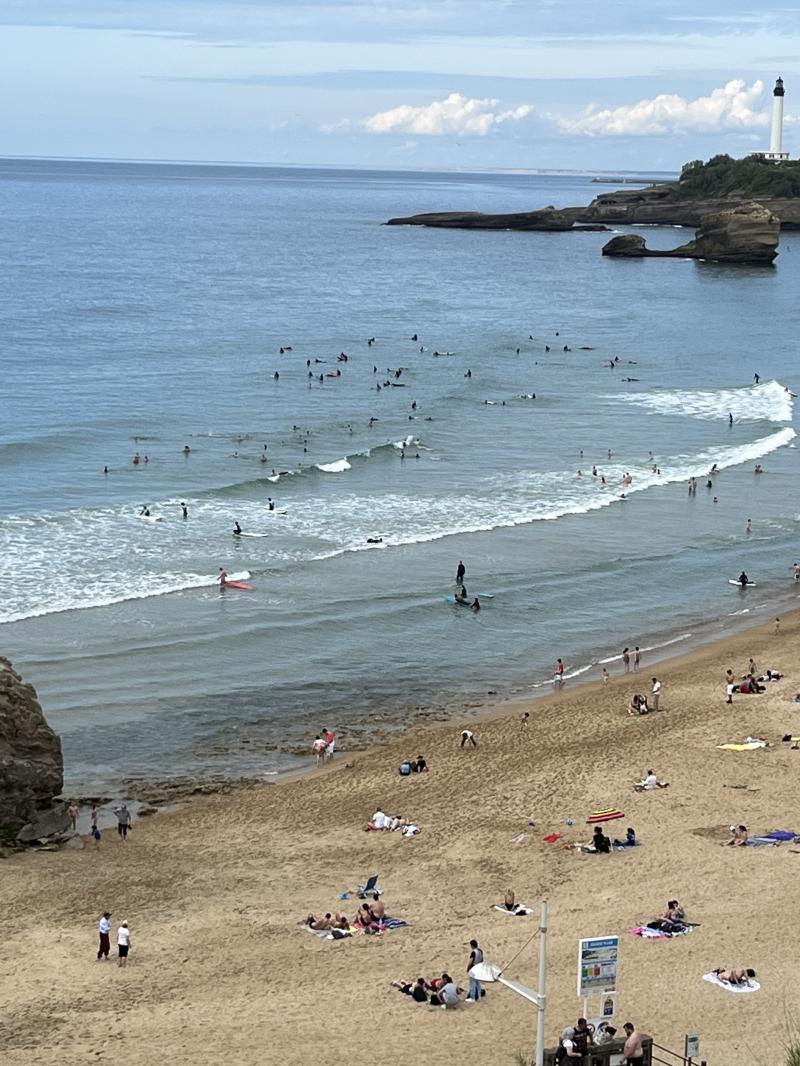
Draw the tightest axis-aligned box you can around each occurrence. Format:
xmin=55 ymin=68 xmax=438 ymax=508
xmin=535 ymin=900 xmax=548 ymax=1066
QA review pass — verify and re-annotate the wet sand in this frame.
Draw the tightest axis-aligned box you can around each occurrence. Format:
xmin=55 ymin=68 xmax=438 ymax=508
xmin=2 ymin=611 xmax=800 ymax=1065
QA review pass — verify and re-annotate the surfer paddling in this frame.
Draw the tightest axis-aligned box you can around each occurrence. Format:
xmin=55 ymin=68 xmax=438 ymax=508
xmin=233 ymin=522 xmax=242 ymax=536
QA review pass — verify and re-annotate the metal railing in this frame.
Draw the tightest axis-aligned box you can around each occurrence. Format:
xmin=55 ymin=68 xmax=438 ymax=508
xmin=652 ymin=1040 xmax=707 ymax=1066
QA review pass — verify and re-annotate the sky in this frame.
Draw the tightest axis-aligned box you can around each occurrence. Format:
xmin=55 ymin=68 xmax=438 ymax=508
xmin=1 ymin=0 xmax=798 ymax=171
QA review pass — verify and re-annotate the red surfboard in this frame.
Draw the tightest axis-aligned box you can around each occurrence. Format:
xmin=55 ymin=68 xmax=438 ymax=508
xmin=224 ymin=581 xmax=253 ymax=591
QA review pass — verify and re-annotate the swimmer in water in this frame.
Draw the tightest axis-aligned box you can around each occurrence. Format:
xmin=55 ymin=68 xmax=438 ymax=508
xmin=183 ymin=445 xmax=191 ymax=455
xmin=233 ymin=522 xmax=242 ymax=536
xmin=729 ymin=413 xmax=733 ymax=426
xmin=139 ymin=505 xmax=150 ymax=517
xmin=471 ymin=597 xmax=481 ymax=611
xmin=268 ymin=498 xmax=275 ymax=512
xmin=218 ymin=568 xmax=228 ymax=587
xmin=181 ymin=502 xmax=188 ymax=520
xmin=133 ymin=453 xmax=141 ymax=465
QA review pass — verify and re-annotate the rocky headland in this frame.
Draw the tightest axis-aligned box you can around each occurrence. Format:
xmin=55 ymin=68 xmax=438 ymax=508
xmin=0 ymin=657 xmax=67 ymax=842
xmin=601 ymin=201 xmax=780 ymax=264
xmin=387 ymin=156 xmax=800 ymax=233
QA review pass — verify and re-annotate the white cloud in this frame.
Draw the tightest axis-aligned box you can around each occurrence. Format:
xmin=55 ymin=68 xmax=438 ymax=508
xmin=560 ymin=79 xmax=768 ymax=136
xmin=361 ymin=92 xmax=534 ymax=136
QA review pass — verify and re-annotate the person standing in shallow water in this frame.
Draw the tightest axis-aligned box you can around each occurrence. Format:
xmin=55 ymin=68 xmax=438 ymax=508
xmin=456 ymin=560 xmax=466 ymax=584
xmin=622 ymin=647 xmax=630 ymax=673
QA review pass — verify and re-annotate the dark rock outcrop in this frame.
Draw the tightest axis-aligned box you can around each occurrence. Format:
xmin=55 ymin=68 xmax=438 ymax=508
xmin=385 ymin=208 xmax=606 ymax=232
xmin=602 ymin=202 xmax=779 ymax=264
xmin=0 ymin=658 xmax=66 ymax=840
xmin=582 ymin=185 xmax=800 ymax=230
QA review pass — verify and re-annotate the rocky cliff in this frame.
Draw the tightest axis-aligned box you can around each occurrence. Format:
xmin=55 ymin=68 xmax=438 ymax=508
xmin=0 ymin=658 xmax=66 ymax=841
xmin=581 ymin=185 xmax=800 ymax=229
xmin=601 ymin=201 xmax=779 ymax=264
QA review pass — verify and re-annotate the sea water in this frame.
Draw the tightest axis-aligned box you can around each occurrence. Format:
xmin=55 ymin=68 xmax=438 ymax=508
xmin=2 ymin=158 xmax=798 ymax=790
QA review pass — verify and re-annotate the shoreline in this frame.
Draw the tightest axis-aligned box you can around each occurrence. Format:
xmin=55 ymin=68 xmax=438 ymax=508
xmin=62 ymin=579 xmax=800 ymax=802
xmin=5 ymin=593 xmax=800 ymax=1064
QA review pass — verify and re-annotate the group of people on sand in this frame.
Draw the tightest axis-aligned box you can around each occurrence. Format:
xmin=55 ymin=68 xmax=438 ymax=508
xmin=393 ymin=938 xmax=485 ymax=1008
xmin=366 ymin=810 xmax=420 ymax=836
xmin=305 ymin=892 xmax=389 ymax=937
xmin=587 ymin=825 xmax=637 ymax=854
xmin=627 ymin=678 xmax=661 ymax=716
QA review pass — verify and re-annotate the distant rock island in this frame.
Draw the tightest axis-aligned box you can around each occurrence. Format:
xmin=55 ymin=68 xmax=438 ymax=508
xmin=386 ymin=155 xmax=798 ymax=263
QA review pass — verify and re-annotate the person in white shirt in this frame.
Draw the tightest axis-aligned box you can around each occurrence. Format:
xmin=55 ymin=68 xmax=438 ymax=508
xmin=97 ymin=912 xmax=112 ymax=960
xmin=651 ymin=677 xmax=662 ymax=711
xmin=117 ymin=921 xmax=131 ymax=968
xmin=460 ymin=729 xmax=477 ymax=749
xmin=371 ymin=810 xmax=389 ymax=830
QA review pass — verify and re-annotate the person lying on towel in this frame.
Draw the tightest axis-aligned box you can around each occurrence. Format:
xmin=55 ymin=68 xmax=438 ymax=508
xmin=713 ymin=967 xmax=756 ymax=986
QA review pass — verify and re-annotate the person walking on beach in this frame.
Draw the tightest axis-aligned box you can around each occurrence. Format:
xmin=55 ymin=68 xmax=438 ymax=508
xmin=312 ymin=735 xmax=327 ymax=767
xmin=115 ymin=805 xmax=131 ymax=840
xmin=622 ymin=648 xmax=630 ymax=673
xmin=90 ymin=804 xmax=99 ymax=832
xmin=322 ymin=728 xmax=336 ymax=761
xmin=467 ymin=939 xmax=484 ymax=1003
xmin=650 ymin=677 xmax=661 ymax=712
xmin=97 ymin=912 xmax=112 ymax=960
xmin=555 ymin=658 xmax=565 ymax=684
xmin=460 ymin=729 xmax=477 ymax=749
xmin=117 ymin=921 xmax=131 ymax=968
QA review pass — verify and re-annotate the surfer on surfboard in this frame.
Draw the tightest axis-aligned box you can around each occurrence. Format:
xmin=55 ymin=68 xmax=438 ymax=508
xmin=218 ymin=568 xmax=228 ymax=587
xmin=738 ymin=570 xmax=750 ymax=589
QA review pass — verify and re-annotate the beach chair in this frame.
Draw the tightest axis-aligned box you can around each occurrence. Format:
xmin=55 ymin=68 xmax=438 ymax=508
xmin=356 ymin=875 xmax=381 ymax=898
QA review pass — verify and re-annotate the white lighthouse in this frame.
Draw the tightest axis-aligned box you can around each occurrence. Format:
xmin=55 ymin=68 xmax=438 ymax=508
xmin=755 ymin=77 xmax=789 ymax=161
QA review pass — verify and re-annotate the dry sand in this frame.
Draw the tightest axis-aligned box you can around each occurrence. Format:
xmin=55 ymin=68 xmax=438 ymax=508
xmin=3 ymin=613 xmax=800 ymax=1066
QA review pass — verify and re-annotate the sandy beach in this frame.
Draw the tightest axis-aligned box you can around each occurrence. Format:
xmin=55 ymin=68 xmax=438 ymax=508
xmin=3 ymin=611 xmax=800 ymax=1066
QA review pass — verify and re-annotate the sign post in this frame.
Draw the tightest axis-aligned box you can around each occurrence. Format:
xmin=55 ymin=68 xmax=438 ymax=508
xmin=577 ymin=935 xmax=619 ymax=1021
xmin=684 ymin=1033 xmax=700 ymax=1061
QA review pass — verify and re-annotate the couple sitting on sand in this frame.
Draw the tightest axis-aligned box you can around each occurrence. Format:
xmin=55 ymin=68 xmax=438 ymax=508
xmin=366 ymin=810 xmax=420 ymax=835
xmin=588 ymin=826 xmax=636 ymax=853
xmin=392 ymin=974 xmax=464 ymax=1008
xmin=646 ymin=899 xmax=687 ymax=934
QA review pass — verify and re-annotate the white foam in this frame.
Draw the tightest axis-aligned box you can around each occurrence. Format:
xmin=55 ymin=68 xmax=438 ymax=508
xmin=0 ymin=427 xmax=794 ymax=626
xmin=609 ymin=380 xmax=793 ymax=424
xmin=316 ymin=459 xmax=351 ymax=473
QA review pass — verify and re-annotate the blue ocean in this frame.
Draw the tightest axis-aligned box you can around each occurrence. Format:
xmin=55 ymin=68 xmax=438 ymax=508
xmin=2 ymin=157 xmax=798 ymax=790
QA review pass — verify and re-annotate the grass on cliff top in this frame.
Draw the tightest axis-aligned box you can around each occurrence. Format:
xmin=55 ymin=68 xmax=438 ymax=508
xmin=677 ymin=154 xmax=800 ymax=200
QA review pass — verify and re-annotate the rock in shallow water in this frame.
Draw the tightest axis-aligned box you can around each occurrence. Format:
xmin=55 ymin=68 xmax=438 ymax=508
xmin=602 ymin=201 xmax=779 ymax=264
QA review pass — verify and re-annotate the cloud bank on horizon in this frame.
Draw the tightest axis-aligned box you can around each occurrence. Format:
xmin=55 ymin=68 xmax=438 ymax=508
xmin=0 ymin=0 xmax=797 ymax=168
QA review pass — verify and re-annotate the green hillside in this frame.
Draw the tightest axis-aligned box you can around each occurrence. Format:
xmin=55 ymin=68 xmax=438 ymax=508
xmin=676 ymin=154 xmax=800 ymax=200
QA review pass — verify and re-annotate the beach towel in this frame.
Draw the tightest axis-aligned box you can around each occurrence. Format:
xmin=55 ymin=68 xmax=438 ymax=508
xmin=542 ymin=832 xmax=563 ymax=843
xmin=702 ymin=972 xmax=760 ymax=993
xmin=766 ymin=830 xmax=797 ymax=841
xmin=628 ymin=925 xmax=690 ymax=939
xmin=587 ymin=808 xmax=624 ymax=824
xmin=494 ymin=904 xmax=533 ymax=917
xmin=381 ymin=916 xmax=410 ymax=930
xmin=717 ymin=741 xmax=767 ymax=751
